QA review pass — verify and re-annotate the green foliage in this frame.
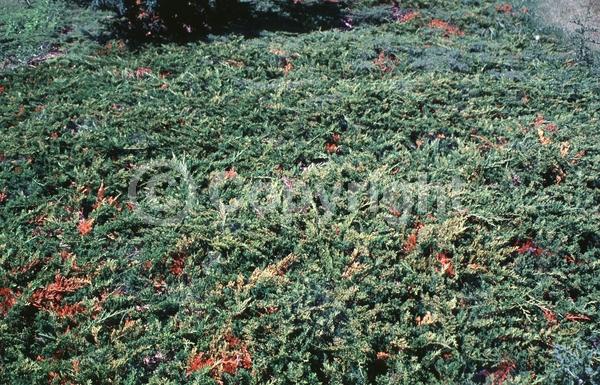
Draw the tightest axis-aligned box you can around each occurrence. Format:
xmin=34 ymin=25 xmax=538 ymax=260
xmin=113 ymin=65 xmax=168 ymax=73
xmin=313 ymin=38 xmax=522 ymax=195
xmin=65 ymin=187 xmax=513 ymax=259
xmin=1 ymin=0 xmax=599 ymax=384
xmin=0 ymin=0 xmax=108 ymax=69
xmin=0 ymin=0 xmax=65 ymax=66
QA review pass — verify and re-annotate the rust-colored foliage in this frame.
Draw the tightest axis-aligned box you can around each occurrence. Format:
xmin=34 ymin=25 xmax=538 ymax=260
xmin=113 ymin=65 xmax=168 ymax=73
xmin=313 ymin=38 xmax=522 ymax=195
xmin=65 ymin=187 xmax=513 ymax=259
xmin=325 ymin=142 xmax=339 ymax=154
xmin=78 ymin=218 xmax=94 ymax=236
xmin=225 ymin=167 xmax=238 ymax=180
xmin=53 ymin=303 xmax=87 ymax=318
xmin=0 ymin=189 xmax=7 ymax=203
xmin=282 ymin=57 xmax=294 ymax=75
xmin=29 ymin=274 xmax=91 ymax=316
xmin=373 ymin=51 xmax=398 ymax=73
xmin=396 ymin=10 xmax=419 ymax=23
xmin=134 ymin=66 xmax=153 ymax=79
xmin=436 ymin=252 xmax=455 ymax=277
xmin=0 ymin=84 xmax=5 ymax=94
xmin=542 ymin=308 xmax=558 ymax=327
xmin=491 ymin=360 xmax=516 ymax=385
xmin=533 ymin=114 xmax=557 ymax=145
xmin=187 ymin=333 xmax=252 ymax=380
xmin=169 ymin=253 xmax=186 ymax=276
xmin=516 ymin=240 xmax=543 ymax=256
xmin=403 ymin=223 xmax=423 ymax=253
xmin=428 ymin=19 xmax=464 ymax=36
xmin=0 ymin=288 xmax=18 ymax=316
xmin=496 ymin=3 xmax=513 ymax=14
xmin=331 ymin=132 xmax=341 ymax=144
xmin=187 ymin=352 xmax=214 ymax=375
xmin=565 ymin=313 xmax=591 ymax=322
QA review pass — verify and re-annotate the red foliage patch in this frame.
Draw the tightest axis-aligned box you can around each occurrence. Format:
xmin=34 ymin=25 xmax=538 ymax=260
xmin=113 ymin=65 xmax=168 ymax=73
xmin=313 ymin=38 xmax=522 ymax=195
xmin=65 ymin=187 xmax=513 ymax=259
xmin=78 ymin=218 xmax=94 ymax=236
xmin=187 ymin=352 xmax=214 ymax=375
xmin=0 ymin=189 xmax=7 ymax=204
xmin=542 ymin=308 xmax=558 ymax=327
xmin=396 ymin=10 xmax=419 ymax=23
xmin=436 ymin=252 xmax=456 ymax=278
xmin=225 ymin=167 xmax=238 ymax=180
xmin=53 ymin=303 xmax=87 ymax=318
xmin=403 ymin=223 xmax=423 ymax=253
xmin=187 ymin=333 xmax=252 ymax=380
xmin=0 ymin=288 xmax=18 ymax=316
xmin=29 ymin=274 xmax=90 ymax=316
xmin=534 ymin=114 xmax=545 ymax=128
xmin=516 ymin=240 xmax=543 ymax=256
xmin=428 ymin=19 xmax=464 ymax=36
xmin=491 ymin=360 xmax=516 ymax=385
xmin=565 ymin=313 xmax=592 ymax=323
xmin=169 ymin=253 xmax=186 ymax=276
xmin=282 ymin=57 xmax=294 ymax=75
xmin=93 ymin=183 xmax=106 ymax=209
xmin=373 ymin=51 xmax=398 ymax=73
xmin=134 ymin=67 xmax=153 ymax=79
xmin=0 ymin=85 xmax=5 ymax=94
xmin=325 ymin=142 xmax=339 ymax=154
xmin=496 ymin=3 xmax=513 ymax=14
xmin=331 ymin=132 xmax=341 ymax=144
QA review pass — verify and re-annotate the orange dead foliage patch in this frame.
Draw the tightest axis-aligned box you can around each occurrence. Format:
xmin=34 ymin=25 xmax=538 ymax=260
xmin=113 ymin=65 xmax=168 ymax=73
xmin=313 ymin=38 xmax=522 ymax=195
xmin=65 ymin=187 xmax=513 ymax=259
xmin=264 ymin=306 xmax=279 ymax=314
xmin=92 ymin=183 xmax=121 ymax=211
xmin=134 ymin=67 xmax=153 ymax=79
xmin=0 ymin=189 xmax=7 ymax=204
xmin=282 ymin=57 xmax=294 ymax=75
xmin=153 ymin=278 xmax=167 ymax=294
xmin=542 ymin=308 xmax=558 ymax=327
xmin=436 ymin=252 xmax=455 ymax=277
xmin=403 ymin=223 xmax=424 ymax=253
xmin=187 ymin=334 xmax=252 ymax=380
xmin=428 ymin=19 xmax=464 ymax=36
xmin=397 ymin=10 xmax=419 ymax=23
xmin=72 ymin=360 xmax=80 ymax=374
xmin=376 ymin=352 xmax=390 ymax=361
xmin=0 ymin=288 xmax=18 ymax=316
xmin=565 ymin=313 xmax=591 ymax=322
xmin=342 ymin=261 xmax=367 ymax=279
xmin=78 ymin=218 xmax=94 ymax=236
xmin=491 ymin=360 xmax=516 ymax=385
xmin=187 ymin=352 xmax=214 ymax=375
xmin=325 ymin=142 xmax=339 ymax=154
xmin=225 ymin=59 xmax=245 ymax=68
xmin=54 ymin=303 xmax=87 ymax=318
xmin=533 ymin=114 xmax=558 ymax=145
xmin=0 ymin=85 xmax=5 ymax=94
xmin=516 ymin=240 xmax=543 ymax=256
xmin=225 ymin=167 xmax=238 ymax=180
xmin=29 ymin=274 xmax=91 ymax=316
xmin=533 ymin=114 xmax=545 ymax=127
xmin=169 ymin=253 xmax=186 ymax=276
xmin=416 ymin=311 xmax=435 ymax=326
xmin=559 ymin=141 xmax=571 ymax=158
xmin=373 ymin=51 xmax=398 ymax=73
xmin=388 ymin=207 xmax=402 ymax=217
xmin=93 ymin=183 xmax=106 ymax=209
xmin=496 ymin=3 xmax=513 ymax=14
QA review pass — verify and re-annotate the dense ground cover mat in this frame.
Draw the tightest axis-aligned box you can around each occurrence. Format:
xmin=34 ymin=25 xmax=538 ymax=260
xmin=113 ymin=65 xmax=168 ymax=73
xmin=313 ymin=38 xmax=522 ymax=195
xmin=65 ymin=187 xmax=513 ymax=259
xmin=0 ymin=0 xmax=599 ymax=384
